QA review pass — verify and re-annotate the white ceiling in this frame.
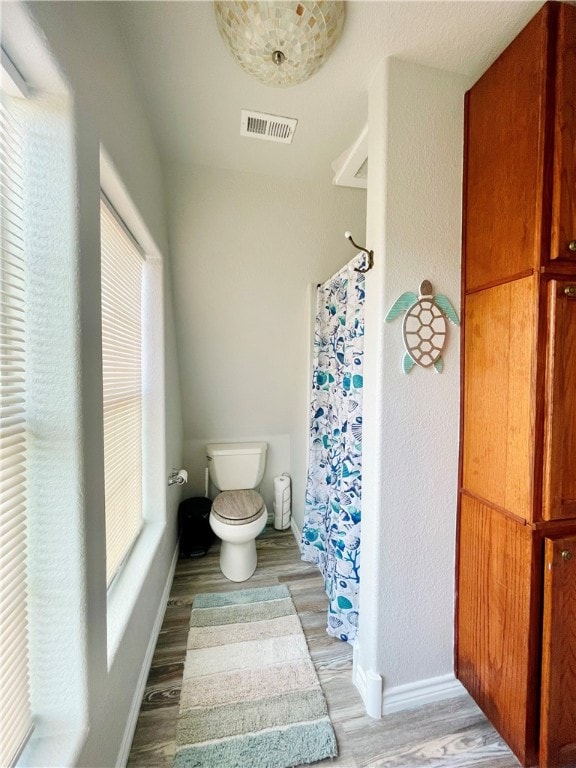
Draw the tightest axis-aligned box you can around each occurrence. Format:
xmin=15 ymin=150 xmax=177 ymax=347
xmin=114 ymin=0 xmax=544 ymax=184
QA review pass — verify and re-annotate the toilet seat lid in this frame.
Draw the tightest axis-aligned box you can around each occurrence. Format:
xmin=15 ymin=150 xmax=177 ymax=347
xmin=212 ymin=490 xmax=264 ymax=525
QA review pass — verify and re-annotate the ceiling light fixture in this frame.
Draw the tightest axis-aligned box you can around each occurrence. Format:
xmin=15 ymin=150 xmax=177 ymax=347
xmin=214 ymin=1 xmax=345 ymax=88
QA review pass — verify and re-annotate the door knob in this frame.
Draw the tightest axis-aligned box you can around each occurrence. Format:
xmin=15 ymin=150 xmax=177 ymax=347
xmin=561 ymin=549 xmax=573 ymax=561
xmin=564 ymin=286 xmax=576 ymax=297
xmin=568 ymin=240 xmax=576 ymax=252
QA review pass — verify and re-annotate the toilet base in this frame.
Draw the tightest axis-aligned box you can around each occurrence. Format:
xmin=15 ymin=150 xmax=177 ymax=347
xmin=220 ymin=539 xmax=257 ymax=582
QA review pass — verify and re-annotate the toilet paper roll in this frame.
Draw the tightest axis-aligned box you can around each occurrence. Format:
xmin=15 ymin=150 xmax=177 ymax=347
xmin=176 ymin=469 xmax=188 ymax=485
xmin=273 ymin=474 xmax=291 ymax=531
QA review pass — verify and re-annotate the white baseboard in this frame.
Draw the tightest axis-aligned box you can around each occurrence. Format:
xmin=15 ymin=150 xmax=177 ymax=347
xmin=290 ymin=516 xmax=301 ymax=543
xmin=353 ymin=645 xmax=383 ymax=718
xmin=382 ymin=673 xmax=466 ymax=715
xmin=116 ymin=543 xmax=179 ymax=768
xmin=353 ymin=647 xmax=466 ymax=719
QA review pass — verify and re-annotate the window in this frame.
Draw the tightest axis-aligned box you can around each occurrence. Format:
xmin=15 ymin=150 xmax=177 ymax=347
xmin=0 ymin=91 xmax=33 ymax=766
xmin=100 ymin=195 xmax=145 ymax=586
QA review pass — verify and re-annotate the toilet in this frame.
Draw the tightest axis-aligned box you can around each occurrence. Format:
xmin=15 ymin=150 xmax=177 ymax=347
xmin=206 ymin=442 xmax=268 ymax=582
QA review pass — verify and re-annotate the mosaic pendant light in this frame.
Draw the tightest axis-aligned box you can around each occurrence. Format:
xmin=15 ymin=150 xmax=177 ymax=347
xmin=214 ymin=1 xmax=345 ymax=88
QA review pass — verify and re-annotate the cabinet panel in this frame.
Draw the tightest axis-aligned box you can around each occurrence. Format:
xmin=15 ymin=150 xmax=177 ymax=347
xmin=540 ymin=536 xmax=576 ymax=767
xmin=550 ymin=4 xmax=576 ymax=262
xmin=462 ymin=277 xmax=536 ymax=520
xmin=464 ymin=7 xmax=550 ymax=291
xmin=543 ymin=281 xmax=576 ymax=520
xmin=456 ymin=495 xmax=539 ymax=765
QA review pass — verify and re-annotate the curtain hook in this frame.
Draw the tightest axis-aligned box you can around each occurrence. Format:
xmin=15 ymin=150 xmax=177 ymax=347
xmin=345 ymin=231 xmax=374 ymax=273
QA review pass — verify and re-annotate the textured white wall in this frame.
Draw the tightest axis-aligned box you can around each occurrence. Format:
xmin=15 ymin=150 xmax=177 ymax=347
xmin=359 ymin=58 xmax=470 ymax=699
xmin=167 ymin=163 xmax=366 ymax=529
xmin=8 ymin=3 xmax=184 ymax=767
xmin=10 ymin=91 xmax=92 ymax=763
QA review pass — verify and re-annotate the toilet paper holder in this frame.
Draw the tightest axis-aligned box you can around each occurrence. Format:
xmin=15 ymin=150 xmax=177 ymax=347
xmin=168 ymin=468 xmax=188 ymax=486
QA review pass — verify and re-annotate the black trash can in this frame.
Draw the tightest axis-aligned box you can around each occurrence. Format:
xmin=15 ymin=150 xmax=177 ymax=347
xmin=178 ymin=497 xmax=214 ymax=557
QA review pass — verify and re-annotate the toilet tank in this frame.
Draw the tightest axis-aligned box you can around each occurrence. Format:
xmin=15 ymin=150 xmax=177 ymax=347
xmin=206 ymin=442 xmax=267 ymax=491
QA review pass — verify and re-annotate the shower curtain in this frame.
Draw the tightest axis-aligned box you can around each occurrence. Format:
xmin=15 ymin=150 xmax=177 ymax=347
xmin=301 ymin=255 xmax=365 ymax=643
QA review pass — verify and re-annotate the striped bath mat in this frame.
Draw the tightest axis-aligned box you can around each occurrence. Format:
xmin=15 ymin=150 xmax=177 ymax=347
xmin=174 ymin=584 xmax=338 ymax=768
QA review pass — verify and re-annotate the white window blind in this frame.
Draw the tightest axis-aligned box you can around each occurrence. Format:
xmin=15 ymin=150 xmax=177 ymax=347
xmin=100 ymin=196 xmax=144 ymax=586
xmin=0 ymin=98 xmax=33 ymax=767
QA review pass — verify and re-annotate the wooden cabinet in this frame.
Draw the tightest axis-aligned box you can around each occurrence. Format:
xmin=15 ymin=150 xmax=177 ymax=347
xmin=457 ymin=3 xmax=576 ymax=767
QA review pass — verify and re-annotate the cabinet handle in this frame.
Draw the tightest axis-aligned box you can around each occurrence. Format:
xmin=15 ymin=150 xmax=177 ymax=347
xmin=568 ymin=240 xmax=576 ymax=252
xmin=561 ymin=549 xmax=573 ymax=561
xmin=564 ymin=286 xmax=576 ymax=297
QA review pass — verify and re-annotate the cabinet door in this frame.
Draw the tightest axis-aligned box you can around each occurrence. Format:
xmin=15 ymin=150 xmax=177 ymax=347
xmin=543 ymin=281 xmax=576 ymax=520
xmin=456 ymin=495 xmax=539 ymax=766
xmin=540 ymin=536 xmax=576 ymax=767
xmin=463 ymin=6 xmax=550 ymax=291
xmin=462 ymin=276 xmax=536 ymax=520
xmin=550 ymin=3 xmax=576 ymax=262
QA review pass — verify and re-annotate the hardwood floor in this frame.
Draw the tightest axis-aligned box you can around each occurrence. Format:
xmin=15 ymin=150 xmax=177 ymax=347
xmin=127 ymin=528 xmax=521 ymax=768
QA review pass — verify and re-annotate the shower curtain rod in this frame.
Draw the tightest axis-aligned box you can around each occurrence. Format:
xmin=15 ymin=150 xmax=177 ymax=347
xmin=317 ymin=231 xmax=374 ymax=288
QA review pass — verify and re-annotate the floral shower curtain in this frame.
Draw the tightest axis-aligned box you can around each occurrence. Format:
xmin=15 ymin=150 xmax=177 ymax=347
xmin=301 ymin=255 xmax=365 ymax=643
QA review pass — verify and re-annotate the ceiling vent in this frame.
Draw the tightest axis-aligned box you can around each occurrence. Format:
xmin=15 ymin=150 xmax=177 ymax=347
xmin=240 ymin=110 xmax=297 ymax=144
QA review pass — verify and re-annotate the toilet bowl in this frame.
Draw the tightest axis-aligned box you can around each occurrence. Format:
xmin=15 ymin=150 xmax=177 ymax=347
xmin=209 ymin=490 xmax=267 ymax=581
xmin=206 ymin=442 xmax=268 ymax=582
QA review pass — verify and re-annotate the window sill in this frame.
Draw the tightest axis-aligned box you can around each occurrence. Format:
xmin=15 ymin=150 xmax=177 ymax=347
xmin=18 ymin=726 xmax=87 ymax=768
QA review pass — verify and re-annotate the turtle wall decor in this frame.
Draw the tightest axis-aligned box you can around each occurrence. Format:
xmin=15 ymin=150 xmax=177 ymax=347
xmin=385 ymin=279 xmax=460 ymax=374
